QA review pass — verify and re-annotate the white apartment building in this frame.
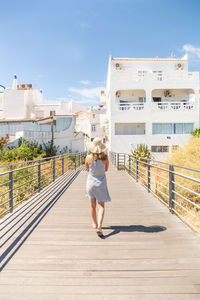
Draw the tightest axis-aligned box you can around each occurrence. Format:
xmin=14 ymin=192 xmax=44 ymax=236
xmin=105 ymin=55 xmax=199 ymax=157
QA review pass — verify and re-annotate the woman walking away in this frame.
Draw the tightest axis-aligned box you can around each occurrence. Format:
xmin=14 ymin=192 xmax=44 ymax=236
xmin=85 ymin=137 xmax=111 ymax=237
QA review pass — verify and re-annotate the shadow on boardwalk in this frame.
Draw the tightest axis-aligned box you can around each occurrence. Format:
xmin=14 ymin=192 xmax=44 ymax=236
xmin=102 ymin=225 xmax=167 ymax=239
xmin=0 ymin=170 xmax=81 ymax=272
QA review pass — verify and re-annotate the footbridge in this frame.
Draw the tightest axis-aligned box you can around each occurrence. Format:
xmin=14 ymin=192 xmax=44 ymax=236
xmin=0 ymin=152 xmax=200 ymax=299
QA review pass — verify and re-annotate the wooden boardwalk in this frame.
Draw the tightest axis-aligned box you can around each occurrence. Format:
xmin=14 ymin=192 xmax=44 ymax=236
xmin=1 ymin=167 xmax=200 ymax=299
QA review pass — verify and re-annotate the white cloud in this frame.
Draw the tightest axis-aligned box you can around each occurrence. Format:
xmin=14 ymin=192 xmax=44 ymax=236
xmin=182 ymin=44 xmax=200 ymax=59
xmin=37 ymin=74 xmax=43 ymax=78
xmin=68 ymin=86 xmax=104 ymax=99
xmin=80 ymin=22 xmax=90 ymax=29
xmin=74 ymin=99 xmax=99 ymax=105
xmin=79 ymin=80 xmax=91 ymax=85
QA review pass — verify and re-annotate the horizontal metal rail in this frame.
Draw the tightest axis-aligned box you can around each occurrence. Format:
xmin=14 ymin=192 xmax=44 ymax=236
xmin=0 ymin=152 xmax=86 ymax=217
xmin=110 ymin=151 xmax=200 ymax=234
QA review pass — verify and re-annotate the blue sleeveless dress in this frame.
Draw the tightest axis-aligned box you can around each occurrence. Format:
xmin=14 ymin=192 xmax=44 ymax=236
xmin=86 ymin=159 xmax=111 ymax=203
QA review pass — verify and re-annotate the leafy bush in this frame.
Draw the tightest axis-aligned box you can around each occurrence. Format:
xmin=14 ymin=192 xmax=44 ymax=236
xmin=191 ymin=128 xmax=200 ymax=138
xmin=132 ymin=144 xmax=151 ymax=162
xmin=0 ymin=140 xmax=45 ymax=163
xmin=0 ymin=134 xmax=9 ymax=150
xmin=42 ymin=141 xmax=59 ymax=157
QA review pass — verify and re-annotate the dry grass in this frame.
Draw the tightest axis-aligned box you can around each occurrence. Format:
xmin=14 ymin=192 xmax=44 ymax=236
xmin=0 ymin=156 xmax=77 ymax=218
xmin=133 ymin=137 xmax=200 ymax=233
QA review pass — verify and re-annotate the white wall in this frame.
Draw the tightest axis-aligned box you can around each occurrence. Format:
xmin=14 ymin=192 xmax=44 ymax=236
xmin=106 ymin=56 xmax=199 ymax=157
xmin=3 ymin=89 xmax=25 ymax=119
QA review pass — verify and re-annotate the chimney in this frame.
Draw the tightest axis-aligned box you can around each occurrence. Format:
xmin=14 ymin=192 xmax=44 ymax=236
xmin=12 ymin=74 xmax=17 ymax=89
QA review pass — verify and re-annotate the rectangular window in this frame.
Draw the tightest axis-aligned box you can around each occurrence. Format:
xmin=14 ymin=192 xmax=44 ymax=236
xmin=91 ymin=124 xmax=96 ymax=132
xmin=138 ymin=97 xmax=146 ymax=103
xmin=152 ymin=123 xmax=172 ymax=134
xmin=151 ymin=146 xmax=169 ymax=152
xmin=153 ymin=70 xmax=163 ymax=81
xmin=183 ymin=123 xmax=193 ymax=133
xmin=152 ymin=123 xmax=193 ymax=134
xmin=138 ymin=70 xmax=147 ymax=78
xmin=153 ymin=97 xmax=162 ymax=102
xmin=172 ymin=145 xmax=179 ymax=153
xmin=115 ymin=123 xmax=145 ymax=135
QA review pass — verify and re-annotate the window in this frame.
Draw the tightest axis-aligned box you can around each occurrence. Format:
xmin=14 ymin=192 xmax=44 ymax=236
xmin=152 ymin=123 xmax=194 ymax=135
xmin=151 ymin=146 xmax=169 ymax=153
xmin=115 ymin=123 xmax=145 ymax=135
xmin=153 ymin=97 xmax=162 ymax=102
xmin=152 ymin=123 xmax=172 ymax=134
xmin=153 ymin=70 xmax=163 ymax=81
xmin=91 ymin=124 xmax=96 ymax=132
xmin=138 ymin=97 xmax=146 ymax=103
xmin=138 ymin=70 xmax=147 ymax=78
xmin=172 ymin=145 xmax=179 ymax=153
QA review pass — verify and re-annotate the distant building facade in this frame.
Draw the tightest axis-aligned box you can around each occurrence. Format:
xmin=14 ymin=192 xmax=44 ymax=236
xmin=105 ymin=54 xmax=200 ymax=157
xmin=0 ymin=75 xmax=88 ymax=153
xmin=0 ymin=75 xmax=87 ymax=120
xmin=76 ymin=104 xmax=107 ymax=142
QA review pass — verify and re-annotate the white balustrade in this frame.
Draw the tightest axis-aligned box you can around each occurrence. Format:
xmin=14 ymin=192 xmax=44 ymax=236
xmin=118 ymin=103 xmax=144 ymax=111
xmin=156 ymin=102 xmax=194 ymax=111
xmin=118 ymin=102 xmax=194 ymax=111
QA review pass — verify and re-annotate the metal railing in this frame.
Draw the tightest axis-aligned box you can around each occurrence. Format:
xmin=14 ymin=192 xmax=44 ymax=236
xmin=110 ymin=152 xmax=200 ymax=234
xmin=0 ymin=152 xmax=86 ymax=218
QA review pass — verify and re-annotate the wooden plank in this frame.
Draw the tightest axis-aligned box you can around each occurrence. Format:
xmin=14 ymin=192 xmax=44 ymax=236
xmin=1 ymin=167 xmax=200 ymax=298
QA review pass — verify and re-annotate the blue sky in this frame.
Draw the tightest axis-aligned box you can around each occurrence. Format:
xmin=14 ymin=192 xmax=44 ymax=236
xmin=0 ymin=0 xmax=200 ymax=106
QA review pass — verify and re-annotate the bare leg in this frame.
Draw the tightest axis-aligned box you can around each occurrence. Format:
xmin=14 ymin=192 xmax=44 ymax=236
xmin=90 ymin=199 xmax=97 ymax=228
xmin=97 ymin=202 xmax=105 ymax=233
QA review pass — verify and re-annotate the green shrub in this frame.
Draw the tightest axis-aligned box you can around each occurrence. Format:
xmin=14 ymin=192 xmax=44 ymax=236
xmin=191 ymin=128 xmax=200 ymax=138
xmin=132 ymin=144 xmax=151 ymax=162
xmin=42 ymin=141 xmax=59 ymax=157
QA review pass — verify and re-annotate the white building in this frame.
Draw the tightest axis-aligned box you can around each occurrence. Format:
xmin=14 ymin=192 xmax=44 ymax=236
xmin=1 ymin=114 xmax=87 ymax=153
xmin=105 ymin=54 xmax=199 ymax=157
xmin=0 ymin=75 xmax=87 ymax=120
xmin=0 ymin=75 xmax=88 ymax=152
xmin=76 ymin=104 xmax=107 ymax=142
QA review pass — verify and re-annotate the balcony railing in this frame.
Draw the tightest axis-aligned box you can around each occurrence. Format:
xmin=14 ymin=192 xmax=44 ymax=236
xmin=118 ymin=102 xmax=144 ymax=111
xmin=155 ymin=102 xmax=194 ymax=111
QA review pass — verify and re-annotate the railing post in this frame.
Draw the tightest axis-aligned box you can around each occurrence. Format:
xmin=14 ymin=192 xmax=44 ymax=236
xmin=117 ymin=153 xmax=119 ymax=170
xmin=136 ymin=157 xmax=139 ymax=182
xmin=62 ymin=155 xmax=64 ymax=175
xmin=129 ymin=155 xmax=131 ymax=175
xmin=53 ymin=157 xmax=55 ymax=181
xmin=169 ymin=164 xmax=175 ymax=214
xmin=9 ymin=165 xmax=13 ymax=213
xmin=79 ymin=153 xmax=81 ymax=167
xmin=75 ymin=154 xmax=77 ymax=170
xmin=38 ymin=160 xmax=41 ymax=192
xmin=147 ymin=160 xmax=151 ymax=193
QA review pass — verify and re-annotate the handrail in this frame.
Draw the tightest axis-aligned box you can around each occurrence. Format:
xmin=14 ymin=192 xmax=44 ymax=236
xmin=109 ymin=151 xmax=200 ymax=234
xmin=0 ymin=152 xmax=86 ymax=218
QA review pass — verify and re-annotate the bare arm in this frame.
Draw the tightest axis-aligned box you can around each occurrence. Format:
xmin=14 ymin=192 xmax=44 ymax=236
xmin=85 ymin=155 xmax=92 ymax=172
xmin=105 ymin=159 xmax=109 ymax=172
